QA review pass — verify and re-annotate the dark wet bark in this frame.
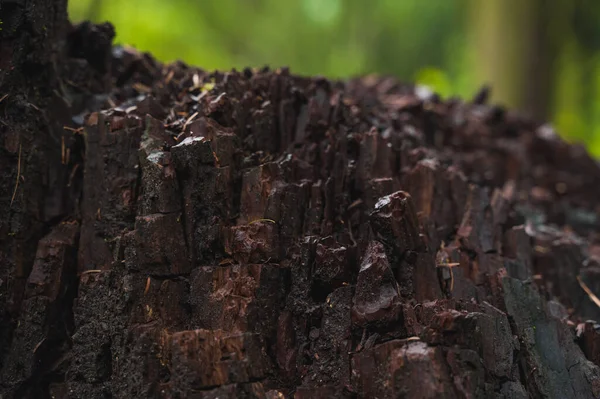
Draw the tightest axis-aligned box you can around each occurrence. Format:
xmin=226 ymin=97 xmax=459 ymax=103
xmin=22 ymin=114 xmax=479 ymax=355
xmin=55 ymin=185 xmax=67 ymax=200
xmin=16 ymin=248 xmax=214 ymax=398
xmin=3 ymin=3 xmax=600 ymax=399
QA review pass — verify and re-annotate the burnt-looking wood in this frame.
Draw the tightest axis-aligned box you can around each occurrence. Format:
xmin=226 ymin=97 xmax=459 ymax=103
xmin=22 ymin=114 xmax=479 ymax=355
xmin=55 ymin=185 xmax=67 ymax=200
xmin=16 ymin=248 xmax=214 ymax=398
xmin=2 ymin=5 xmax=600 ymax=398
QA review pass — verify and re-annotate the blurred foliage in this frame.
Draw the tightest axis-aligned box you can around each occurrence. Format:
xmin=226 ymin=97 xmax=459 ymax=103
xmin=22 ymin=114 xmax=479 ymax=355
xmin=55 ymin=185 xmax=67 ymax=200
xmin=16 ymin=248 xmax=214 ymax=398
xmin=69 ymin=0 xmax=600 ymax=157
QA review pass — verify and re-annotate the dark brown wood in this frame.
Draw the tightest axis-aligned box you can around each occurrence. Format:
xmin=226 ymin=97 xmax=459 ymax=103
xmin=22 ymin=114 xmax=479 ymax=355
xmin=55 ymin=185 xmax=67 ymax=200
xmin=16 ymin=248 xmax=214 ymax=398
xmin=3 ymin=5 xmax=600 ymax=399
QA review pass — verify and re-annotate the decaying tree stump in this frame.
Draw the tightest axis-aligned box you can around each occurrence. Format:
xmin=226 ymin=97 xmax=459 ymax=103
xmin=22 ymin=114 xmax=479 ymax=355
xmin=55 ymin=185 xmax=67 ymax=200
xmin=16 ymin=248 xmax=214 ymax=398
xmin=3 ymin=4 xmax=600 ymax=399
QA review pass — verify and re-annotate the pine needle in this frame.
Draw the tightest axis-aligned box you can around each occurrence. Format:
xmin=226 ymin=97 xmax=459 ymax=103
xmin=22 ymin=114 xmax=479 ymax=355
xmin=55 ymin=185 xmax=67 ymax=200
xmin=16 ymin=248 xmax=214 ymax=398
xmin=144 ymin=277 xmax=151 ymax=295
xmin=80 ymin=269 xmax=102 ymax=275
xmin=249 ymin=218 xmax=276 ymax=225
xmin=577 ymin=275 xmax=600 ymax=308
xmin=10 ymin=144 xmax=22 ymax=207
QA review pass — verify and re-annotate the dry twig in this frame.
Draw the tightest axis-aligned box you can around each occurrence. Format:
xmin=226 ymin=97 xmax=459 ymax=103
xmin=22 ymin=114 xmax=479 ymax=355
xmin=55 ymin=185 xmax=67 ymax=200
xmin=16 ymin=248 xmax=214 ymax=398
xmin=577 ymin=275 xmax=600 ymax=308
xmin=10 ymin=144 xmax=22 ymax=207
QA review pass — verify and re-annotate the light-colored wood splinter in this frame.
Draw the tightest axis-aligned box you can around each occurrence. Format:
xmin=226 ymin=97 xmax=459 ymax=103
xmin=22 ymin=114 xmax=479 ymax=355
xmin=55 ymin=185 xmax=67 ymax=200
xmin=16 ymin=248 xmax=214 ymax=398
xmin=577 ymin=275 xmax=600 ymax=308
xmin=10 ymin=144 xmax=22 ymax=207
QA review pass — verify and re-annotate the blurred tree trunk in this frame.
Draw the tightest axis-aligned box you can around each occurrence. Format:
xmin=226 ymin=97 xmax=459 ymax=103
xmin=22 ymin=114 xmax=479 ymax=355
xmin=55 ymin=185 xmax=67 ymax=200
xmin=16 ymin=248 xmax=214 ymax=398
xmin=470 ymin=0 xmax=570 ymax=122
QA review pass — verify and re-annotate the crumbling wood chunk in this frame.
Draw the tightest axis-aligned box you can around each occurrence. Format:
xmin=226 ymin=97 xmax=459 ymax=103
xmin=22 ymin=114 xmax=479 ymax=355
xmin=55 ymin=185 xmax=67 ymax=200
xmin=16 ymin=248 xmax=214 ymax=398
xmin=138 ymin=149 xmax=181 ymax=216
xmin=422 ymin=302 xmax=516 ymax=379
xmin=275 ymin=310 xmax=297 ymax=379
xmin=351 ymin=241 xmax=402 ymax=326
xmin=169 ymin=329 xmax=269 ymax=391
xmin=312 ymin=236 xmax=354 ymax=292
xmin=180 ymin=117 xmax=242 ymax=168
xmin=502 ymin=277 xmax=600 ymax=398
xmin=370 ymin=191 xmax=421 ymax=257
xmin=403 ymin=159 xmax=467 ymax=244
xmin=369 ymin=191 xmax=427 ymax=298
xmin=502 ymin=225 xmax=533 ymax=280
xmin=457 ymin=184 xmax=495 ymax=255
xmin=362 ymin=177 xmax=398 ymax=212
xmin=171 ymin=136 xmax=234 ymax=265
xmin=412 ymin=252 xmax=443 ymax=302
xmin=68 ymin=270 xmax=126 ymax=388
xmin=25 ymin=221 xmax=79 ymax=301
xmin=131 ymin=277 xmax=189 ymax=328
xmin=130 ymin=213 xmax=190 ymax=275
xmin=293 ymin=385 xmax=347 ymax=399
xmin=239 ymin=163 xmax=282 ymax=224
xmin=444 ymin=347 xmax=486 ymax=398
xmin=301 ymin=286 xmax=352 ymax=389
xmin=189 ymin=264 xmax=287 ymax=336
xmin=0 ymin=221 xmax=79 ymax=396
xmin=578 ymin=255 xmax=600 ymax=322
xmin=577 ymin=321 xmax=600 ymax=367
xmin=79 ymin=112 xmax=144 ymax=271
xmin=224 ymin=222 xmax=280 ymax=264
xmin=276 ymin=182 xmax=311 ymax=252
xmin=351 ymin=339 xmax=456 ymax=398
xmin=167 ymin=382 xmax=268 ymax=399
xmin=356 ymin=127 xmax=394 ymax=191
xmin=532 ymin=235 xmax=600 ymax=320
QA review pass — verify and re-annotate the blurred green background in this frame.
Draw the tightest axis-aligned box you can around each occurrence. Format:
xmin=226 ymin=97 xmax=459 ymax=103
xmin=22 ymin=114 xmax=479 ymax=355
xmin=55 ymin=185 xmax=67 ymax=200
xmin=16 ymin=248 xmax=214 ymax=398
xmin=69 ymin=0 xmax=600 ymax=157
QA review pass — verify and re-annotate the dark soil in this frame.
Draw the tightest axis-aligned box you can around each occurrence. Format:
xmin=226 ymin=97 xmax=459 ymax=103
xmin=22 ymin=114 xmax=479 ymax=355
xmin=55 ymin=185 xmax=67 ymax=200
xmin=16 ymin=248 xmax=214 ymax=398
xmin=3 ymin=7 xmax=600 ymax=399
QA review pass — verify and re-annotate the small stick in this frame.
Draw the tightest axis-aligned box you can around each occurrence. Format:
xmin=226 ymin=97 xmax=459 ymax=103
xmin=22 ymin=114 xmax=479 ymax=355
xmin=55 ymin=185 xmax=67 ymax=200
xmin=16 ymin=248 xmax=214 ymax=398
xmin=33 ymin=338 xmax=46 ymax=353
xmin=67 ymin=164 xmax=80 ymax=187
xmin=61 ymin=136 xmax=66 ymax=164
xmin=437 ymin=262 xmax=460 ymax=293
xmin=10 ymin=144 xmax=22 ymax=207
xmin=347 ymin=199 xmax=363 ymax=211
xmin=27 ymin=102 xmax=41 ymax=111
xmin=144 ymin=277 xmax=151 ymax=295
xmin=577 ymin=275 xmax=600 ymax=308
xmin=63 ymin=126 xmax=83 ymax=133
xmin=81 ymin=269 xmax=102 ymax=275
xmin=165 ymin=69 xmax=175 ymax=84
xmin=182 ymin=111 xmax=199 ymax=131
xmin=249 ymin=218 xmax=276 ymax=225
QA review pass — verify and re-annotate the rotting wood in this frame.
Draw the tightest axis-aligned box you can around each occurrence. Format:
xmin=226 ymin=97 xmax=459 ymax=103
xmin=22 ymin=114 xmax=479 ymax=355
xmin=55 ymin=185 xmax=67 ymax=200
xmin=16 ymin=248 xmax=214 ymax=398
xmin=2 ymin=8 xmax=600 ymax=399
